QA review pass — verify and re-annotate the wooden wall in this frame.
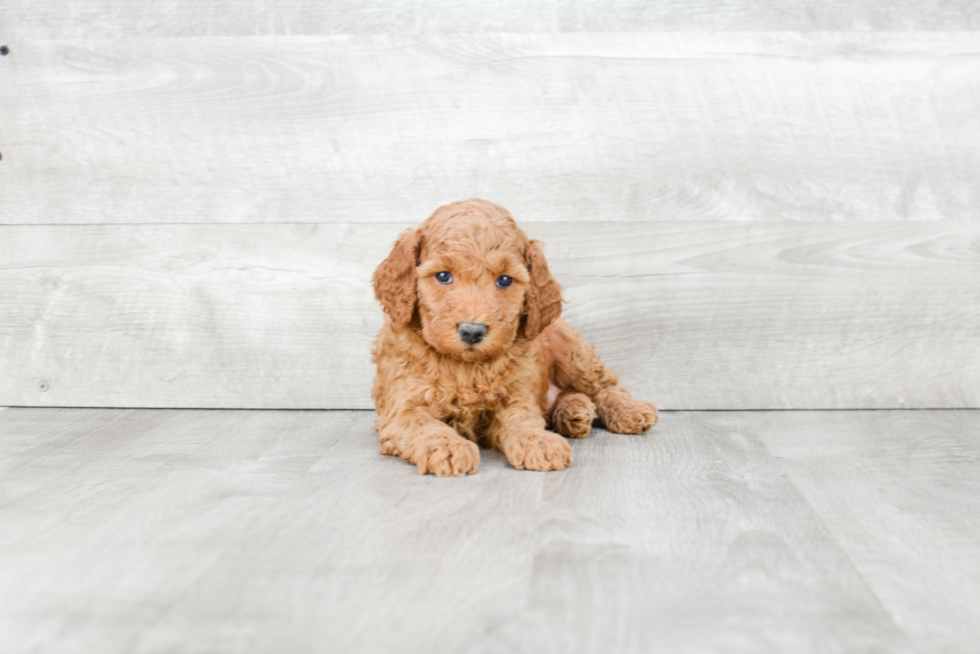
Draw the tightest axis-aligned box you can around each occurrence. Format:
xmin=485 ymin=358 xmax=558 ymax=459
xmin=1 ymin=2 xmax=978 ymax=409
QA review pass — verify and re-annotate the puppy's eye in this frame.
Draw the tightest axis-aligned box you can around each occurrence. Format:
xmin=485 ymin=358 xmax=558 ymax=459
xmin=496 ymin=275 xmax=514 ymax=289
xmin=434 ymin=271 xmax=453 ymax=284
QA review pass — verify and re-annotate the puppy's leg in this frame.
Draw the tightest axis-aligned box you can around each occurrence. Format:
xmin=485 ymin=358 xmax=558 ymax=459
xmin=377 ymin=409 xmax=480 ymax=477
xmin=547 ymin=319 xmax=658 ymax=434
xmin=550 ymin=392 xmax=596 ymax=439
xmin=594 ymin=386 xmax=658 ymax=434
xmin=486 ymin=403 xmax=571 ymax=472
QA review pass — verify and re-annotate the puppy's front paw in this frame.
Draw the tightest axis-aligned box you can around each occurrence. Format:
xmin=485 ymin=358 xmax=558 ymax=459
xmin=414 ymin=434 xmax=480 ymax=477
xmin=502 ymin=429 xmax=572 ymax=472
xmin=596 ymin=386 xmax=658 ymax=434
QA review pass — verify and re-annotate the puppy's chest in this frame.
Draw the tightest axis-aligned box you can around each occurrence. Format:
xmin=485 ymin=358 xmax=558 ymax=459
xmin=434 ymin=369 xmax=513 ymax=417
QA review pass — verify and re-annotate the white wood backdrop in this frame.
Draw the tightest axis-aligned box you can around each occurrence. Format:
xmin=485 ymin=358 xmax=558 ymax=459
xmin=1 ymin=2 xmax=978 ymax=409
xmin=2 ymin=1 xmax=979 ymax=36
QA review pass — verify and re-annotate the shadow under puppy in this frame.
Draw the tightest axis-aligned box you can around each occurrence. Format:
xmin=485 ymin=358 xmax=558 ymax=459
xmin=372 ymin=199 xmax=657 ymax=476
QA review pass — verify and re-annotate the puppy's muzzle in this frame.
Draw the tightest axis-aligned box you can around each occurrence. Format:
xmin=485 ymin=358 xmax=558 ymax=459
xmin=457 ymin=321 xmax=488 ymax=346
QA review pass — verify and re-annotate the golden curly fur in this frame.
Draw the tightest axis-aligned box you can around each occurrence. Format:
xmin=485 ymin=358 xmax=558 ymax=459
xmin=372 ymin=199 xmax=657 ymax=476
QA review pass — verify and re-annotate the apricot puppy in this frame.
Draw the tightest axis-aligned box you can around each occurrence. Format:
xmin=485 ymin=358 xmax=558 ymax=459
xmin=372 ymin=199 xmax=657 ymax=476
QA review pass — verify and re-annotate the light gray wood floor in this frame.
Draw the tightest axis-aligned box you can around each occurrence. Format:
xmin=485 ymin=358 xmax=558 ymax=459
xmin=1 ymin=407 xmax=978 ymax=653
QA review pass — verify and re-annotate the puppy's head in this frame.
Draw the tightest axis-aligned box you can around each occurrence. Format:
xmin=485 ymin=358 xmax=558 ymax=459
xmin=373 ymin=199 xmax=562 ymax=362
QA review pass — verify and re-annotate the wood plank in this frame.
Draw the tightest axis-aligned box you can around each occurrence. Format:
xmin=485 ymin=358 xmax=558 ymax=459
xmin=0 ymin=408 xmax=937 ymax=653
xmin=471 ymin=411 xmax=922 ymax=653
xmin=1 ymin=33 xmax=978 ymax=224
xmin=2 ymin=1 xmax=978 ymax=38
xmin=0 ymin=409 xmax=357 ymax=652
xmin=130 ymin=413 xmax=545 ymax=654
xmin=755 ymin=410 xmax=980 ymax=653
xmin=0 ymin=408 xmax=175 ymax=507
xmin=1 ymin=221 xmax=977 ymax=409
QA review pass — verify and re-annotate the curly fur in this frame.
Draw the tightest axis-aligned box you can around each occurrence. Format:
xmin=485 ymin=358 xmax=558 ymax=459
xmin=372 ymin=198 xmax=657 ymax=476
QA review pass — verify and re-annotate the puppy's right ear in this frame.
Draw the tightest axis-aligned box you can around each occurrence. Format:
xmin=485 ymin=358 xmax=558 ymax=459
xmin=373 ymin=228 xmax=422 ymax=326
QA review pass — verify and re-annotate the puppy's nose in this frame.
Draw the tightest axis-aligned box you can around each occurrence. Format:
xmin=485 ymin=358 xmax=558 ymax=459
xmin=457 ymin=321 xmax=488 ymax=346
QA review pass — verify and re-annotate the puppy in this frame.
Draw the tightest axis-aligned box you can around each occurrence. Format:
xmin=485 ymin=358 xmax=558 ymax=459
xmin=372 ymin=199 xmax=657 ymax=476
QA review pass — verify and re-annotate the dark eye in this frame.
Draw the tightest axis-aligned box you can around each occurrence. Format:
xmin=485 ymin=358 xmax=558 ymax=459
xmin=434 ymin=271 xmax=453 ymax=284
xmin=496 ymin=275 xmax=514 ymax=289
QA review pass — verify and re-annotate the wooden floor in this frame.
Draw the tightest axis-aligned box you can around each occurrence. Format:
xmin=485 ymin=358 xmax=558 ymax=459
xmin=1 ymin=408 xmax=978 ymax=653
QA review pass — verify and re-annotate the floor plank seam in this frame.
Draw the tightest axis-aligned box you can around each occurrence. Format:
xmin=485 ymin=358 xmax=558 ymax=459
xmin=763 ymin=447 xmax=927 ymax=654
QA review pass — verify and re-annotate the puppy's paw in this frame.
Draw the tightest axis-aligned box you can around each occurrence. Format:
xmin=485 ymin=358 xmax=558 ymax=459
xmin=503 ymin=428 xmax=572 ymax=472
xmin=606 ymin=401 xmax=658 ymax=434
xmin=551 ymin=392 xmax=597 ymax=439
xmin=596 ymin=386 xmax=658 ymax=434
xmin=414 ymin=434 xmax=480 ymax=477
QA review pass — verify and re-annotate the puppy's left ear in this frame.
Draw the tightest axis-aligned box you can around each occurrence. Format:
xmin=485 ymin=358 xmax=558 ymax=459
xmin=373 ymin=228 xmax=422 ymax=326
xmin=523 ymin=239 xmax=563 ymax=339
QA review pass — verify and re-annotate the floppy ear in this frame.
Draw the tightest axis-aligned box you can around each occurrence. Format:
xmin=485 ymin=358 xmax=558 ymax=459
xmin=373 ymin=228 xmax=422 ymax=326
xmin=523 ymin=239 xmax=563 ymax=339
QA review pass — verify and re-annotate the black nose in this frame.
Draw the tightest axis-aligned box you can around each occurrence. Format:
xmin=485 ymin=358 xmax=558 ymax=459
xmin=458 ymin=321 xmax=488 ymax=346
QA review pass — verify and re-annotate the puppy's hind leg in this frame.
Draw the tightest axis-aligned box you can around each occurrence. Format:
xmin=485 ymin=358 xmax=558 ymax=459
xmin=546 ymin=319 xmax=658 ymax=435
xmin=594 ymin=386 xmax=658 ymax=435
xmin=550 ymin=392 xmax=596 ymax=439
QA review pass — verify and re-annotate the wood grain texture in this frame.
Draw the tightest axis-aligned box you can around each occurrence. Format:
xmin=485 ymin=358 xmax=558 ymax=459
xmin=756 ymin=410 xmax=980 ymax=654
xmin=1 ymin=33 xmax=978 ymax=224
xmin=469 ymin=411 xmax=922 ymax=654
xmin=8 ymin=408 xmax=973 ymax=653
xmin=2 ymin=0 xmax=979 ymax=38
xmin=0 ymin=407 xmax=176 ymax=507
xmin=1 ymin=221 xmax=977 ymax=410
xmin=0 ymin=409 xmax=351 ymax=652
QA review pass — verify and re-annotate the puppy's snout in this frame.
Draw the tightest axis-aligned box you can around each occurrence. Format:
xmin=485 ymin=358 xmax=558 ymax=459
xmin=457 ymin=321 xmax=488 ymax=346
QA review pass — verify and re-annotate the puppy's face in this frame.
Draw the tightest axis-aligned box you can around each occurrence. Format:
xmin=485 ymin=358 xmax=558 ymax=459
xmin=415 ymin=245 xmax=530 ymax=362
xmin=373 ymin=199 xmax=564 ymax=362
